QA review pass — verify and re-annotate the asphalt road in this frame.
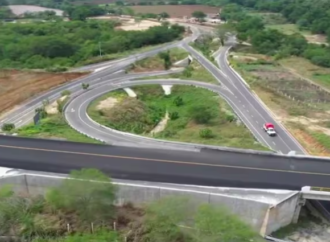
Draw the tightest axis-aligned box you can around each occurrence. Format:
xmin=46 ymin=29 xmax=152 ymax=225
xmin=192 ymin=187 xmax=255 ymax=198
xmin=180 ymin=41 xmax=305 ymax=154
xmin=65 ymin=78 xmax=237 ymax=151
xmin=0 ymin=24 xmax=329 ymax=190
xmin=0 ymin=135 xmax=329 ymax=189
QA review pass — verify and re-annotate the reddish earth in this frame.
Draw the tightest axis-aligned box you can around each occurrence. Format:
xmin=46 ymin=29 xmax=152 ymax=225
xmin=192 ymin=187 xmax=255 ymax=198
xmin=0 ymin=70 xmax=88 ymax=116
xmin=130 ymin=5 xmax=220 ymax=17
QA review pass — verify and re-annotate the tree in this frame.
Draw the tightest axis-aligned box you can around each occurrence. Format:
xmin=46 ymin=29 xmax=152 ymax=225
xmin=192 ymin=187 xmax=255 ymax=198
xmin=189 ymin=105 xmax=217 ymax=124
xmin=216 ymin=23 xmax=235 ymax=45
xmin=1 ymin=123 xmax=15 ymax=131
xmin=82 ymin=83 xmax=89 ymax=90
xmin=143 ymin=196 xmax=263 ymax=242
xmin=192 ymin=11 xmax=206 ymax=22
xmin=45 ymin=169 xmax=116 ymax=223
xmin=192 ymin=204 xmax=261 ymax=242
xmin=159 ymin=51 xmax=172 ymax=70
xmin=143 ymin=196 xmax=195 ymax=242
xmin=174 ymin=96 xmax=184 ymax=106
xmin=159 ymin=12 xmax=170 ymax=19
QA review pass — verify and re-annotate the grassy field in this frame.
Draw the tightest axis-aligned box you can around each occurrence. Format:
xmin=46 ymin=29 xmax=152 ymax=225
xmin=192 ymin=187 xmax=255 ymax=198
xmin=88 ymin=84 xmax=268 ymax=150
xmin=14 ymin=114 xmax=102 ymax=144
xmin=279 ymin=57 xmax=330 ymax=91
xmin=130 ymin=47 xmax=188 ymax=72
xmin=229 ymin=51 xmax=330 ymax=156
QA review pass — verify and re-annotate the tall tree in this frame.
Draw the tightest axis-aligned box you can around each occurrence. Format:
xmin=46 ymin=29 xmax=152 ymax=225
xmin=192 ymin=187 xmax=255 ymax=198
xmin=192 ymin=11 xmax=206 ymax=22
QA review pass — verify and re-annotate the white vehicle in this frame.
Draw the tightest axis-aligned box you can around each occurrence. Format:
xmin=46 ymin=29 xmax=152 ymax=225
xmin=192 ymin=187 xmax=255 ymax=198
xmin=263 ymin=123 xmax=276 ymax=136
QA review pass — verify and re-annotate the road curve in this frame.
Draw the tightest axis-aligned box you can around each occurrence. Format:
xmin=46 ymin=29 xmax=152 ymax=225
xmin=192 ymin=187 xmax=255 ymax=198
xmin=65 ymin=78 xmax=261 ymax=151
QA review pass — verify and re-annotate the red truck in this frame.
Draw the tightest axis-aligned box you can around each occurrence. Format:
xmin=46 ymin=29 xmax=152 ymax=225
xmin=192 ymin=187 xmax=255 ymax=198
xmin=263 ymin=123 xmax=277 ymax=136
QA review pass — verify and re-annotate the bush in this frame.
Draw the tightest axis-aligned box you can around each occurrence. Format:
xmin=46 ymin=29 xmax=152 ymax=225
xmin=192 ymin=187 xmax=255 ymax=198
xmin=189 ymin=105 xmax=217 ymax=124
xmin=1 ymin=123 xmax=15 ymax=131
xmin=199 ymin=128 xmax=214 ymax=138
xmin=169 ymin=111 xmax=179 ymax=120
xmin=61 ymin=90 xmax=71 ymax=96
xmin=173 ymin=96 xmax=184 ymax=106
xmin=182 ymin=66 xmax=193 ymax=77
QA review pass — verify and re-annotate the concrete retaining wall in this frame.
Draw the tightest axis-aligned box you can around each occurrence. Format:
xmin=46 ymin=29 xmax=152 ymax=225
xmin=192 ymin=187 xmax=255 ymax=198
xmin=267 ymin=193 xmax=301 ymax=235
xmin=0 ymin=174 xmax=300 ymax=234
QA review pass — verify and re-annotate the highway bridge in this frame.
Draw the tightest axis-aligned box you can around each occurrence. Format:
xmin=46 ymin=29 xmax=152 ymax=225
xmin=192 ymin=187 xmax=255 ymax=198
xmin=0 ymin=24 xmax=329 ymax=191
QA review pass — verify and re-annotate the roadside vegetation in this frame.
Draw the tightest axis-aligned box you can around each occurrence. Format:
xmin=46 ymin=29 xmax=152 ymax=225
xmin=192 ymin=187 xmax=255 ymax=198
xmin=0 ymin=19 xmax=185 ymax=70
xmin=88 ymin=84 xmax=267 ymax=150
xmin=218 ymin=2 xmax=330 ymax=68
xmin=191 ymin=34 xmax=221 ymax=65
xmin=132 ymin=50 xmax=219 ymax=84
xmin=229 ymin=50 xmax=330 ymax=156
xmin=129 ymin=48 xmax=188 ymax=72
xmin=0 ymin=168 xmax=262 ymax=242
xmin=7 ymin=91 xmax=101 ymax=144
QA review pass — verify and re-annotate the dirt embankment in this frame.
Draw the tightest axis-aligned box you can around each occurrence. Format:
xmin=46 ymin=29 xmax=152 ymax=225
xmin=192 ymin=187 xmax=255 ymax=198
xmin=0 ymin=70 xmax=88 ymax=117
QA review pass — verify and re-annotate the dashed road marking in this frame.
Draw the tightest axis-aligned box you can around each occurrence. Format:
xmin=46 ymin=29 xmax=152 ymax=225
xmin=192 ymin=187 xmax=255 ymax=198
xmin=272 ymin=142 xmax=276 ymax=145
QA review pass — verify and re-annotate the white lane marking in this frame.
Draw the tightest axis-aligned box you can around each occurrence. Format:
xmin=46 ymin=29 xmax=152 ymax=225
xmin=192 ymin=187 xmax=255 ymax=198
xmin=256 ymin=121 xmax=259 ymax=124
xmin=272 ymin=142 xmax=276 ymax=145
xmin=243 ymin=105 xmax=245 ymax=108
xmin=247 ymin=110 xmax=249 ymax=113
xmin=219 ymin=50 xmax=293 ymax=151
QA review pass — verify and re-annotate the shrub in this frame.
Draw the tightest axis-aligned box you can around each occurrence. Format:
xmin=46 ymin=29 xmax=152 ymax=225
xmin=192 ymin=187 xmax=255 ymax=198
xmin=199 ymin=128 xmax=214 ymax=139
xmin=61 ymin=90 xmax=71 ymax=96
xmin=173 ymin=96 xmax=184 ymax=106
xmin=189 ymin=105 xmax=217 ymax=124
xmin=1 ymin=123 xmax=15 ymax=131
xmin=169 ymin=111 xmax=179 ymax=120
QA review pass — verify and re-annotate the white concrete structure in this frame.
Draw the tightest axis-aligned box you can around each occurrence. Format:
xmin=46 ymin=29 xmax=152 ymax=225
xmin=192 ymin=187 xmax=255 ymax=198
xmin=0 ymin=168 xmax=304 ymax=236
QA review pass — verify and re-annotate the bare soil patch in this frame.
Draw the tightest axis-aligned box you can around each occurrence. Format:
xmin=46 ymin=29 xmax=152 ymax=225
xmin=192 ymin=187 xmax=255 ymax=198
xmin=0 ymin=70 xmax=87 ymax=116
xmin=118 ymin=18 xmax=161 ymax=31
xmin=45 ymin=95 xmax=68 ymax=115
xmin=130 ymin=5 xmax=220 ymax=18
xmin=8 ymin=5 xmax=63 ymax=16
xmin=96 ymin=97 xmax=119 ymax=110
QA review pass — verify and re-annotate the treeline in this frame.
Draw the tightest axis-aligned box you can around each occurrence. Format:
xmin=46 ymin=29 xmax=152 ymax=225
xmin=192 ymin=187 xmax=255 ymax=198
xmin=0 ymin=168 xmax=262 ymax=242
xmin=217 ymin=0 xmax=330 ymax=36
xmin=219 ymin=4 xmax=330 ymax=68
xmin=0 ymin=20 xmax=185 ymax=69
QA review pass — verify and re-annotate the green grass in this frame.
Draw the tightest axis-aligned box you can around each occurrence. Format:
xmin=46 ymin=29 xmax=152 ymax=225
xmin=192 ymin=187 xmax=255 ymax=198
xmin=88 ymin=85 xmax=268 ymax=150
xmin=14 ymin=115 xmax=102 ymax=144
xmin=140 ymin=61 xmax=220 ymax=84
xmin=310 ymin=132 xmax=330 ymax=151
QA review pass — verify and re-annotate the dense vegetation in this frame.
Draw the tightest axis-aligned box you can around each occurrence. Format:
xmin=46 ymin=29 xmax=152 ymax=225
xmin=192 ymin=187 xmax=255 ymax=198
xmin=0 ymin=168 xmax=262 ymax=242
xmin=218 ymin=4 xmax=330 ymax=68
xmin=0 ymin=20 xmax=184 ymax=69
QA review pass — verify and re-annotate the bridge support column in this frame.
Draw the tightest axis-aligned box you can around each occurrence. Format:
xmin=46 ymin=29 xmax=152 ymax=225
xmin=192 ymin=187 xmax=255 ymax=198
xmin=292 ymin=194 xmax=305 ymax=224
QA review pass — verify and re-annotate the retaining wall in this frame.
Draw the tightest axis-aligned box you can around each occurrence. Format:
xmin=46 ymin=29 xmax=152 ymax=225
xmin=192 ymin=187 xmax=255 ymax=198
xmin=0 ymin=174 xmax=300 ymax=235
